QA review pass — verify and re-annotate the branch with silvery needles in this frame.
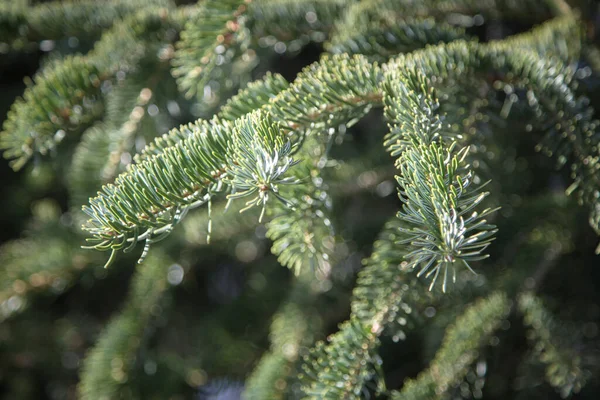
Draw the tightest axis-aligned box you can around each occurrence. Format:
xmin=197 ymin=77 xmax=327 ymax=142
xmin=81 ymin=111 xmax=299 ymax=268
xmin=82 ymin=16 xmax=600 ymax=292
xmin=81 ymin=52 xmax=383 ymax=270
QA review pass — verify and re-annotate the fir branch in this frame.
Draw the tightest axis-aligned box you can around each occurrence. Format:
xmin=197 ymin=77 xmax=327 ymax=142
xmin=0 ymin=55 xmax=106 ymax=170
xmin=226 ymin=111 xmax=300 ymax=221
xmin=391 ymin=292 xmax=509 ymax=400
xmin=380 ymin=15 xmax=598 ymax=288
xmin=2 ymin=3 xmax=599 ymax=399
xmin=518 ymin=293 xmax=591 ymax=398
xmin=81 ymin=17 xmax=597 ymax=272
xmin=300 ymin=319 xmax=384 ymax=399
xmin=82 ymin=54 xmax=381 ymax=266
xmin=298 ymin=218 xmax=428 ymax=398
xmin=266 ymin=181 xmax=334 ymax=274
xmin=266 ymin=145 xmax=336 ymax=274
xmin=298 ymin=20 xmax=592 ymax=387
xmin=78 ymin=251 xmax=173 ymax=400
xmin=351 ymin=218 xmax=431 ymax=336
xmin=132 ymin=119 xmax=209 ymax=164
xmin=244 ymin=354 xmax=291 ymax=399
xmin=267 ymin=53 xmax=382 ymax=132
xmin=171 ymin=0 xmax=254 ymax=99
xmin=82 ymin=111 xmax=299 ymax=266
xmin=94 ymin=57 xmax=368 ymax=271
xmin=395 ymin=141 xmax=498 ymax=291
xmin=82 ymin=116 xmax=232 ymax=265
xmin=0 ymin=7 xmax=188 ymax=170
xmin=1 ymin=4 xmax=598 ymax=399
xmin=134 ymin=72 xmax=288 ymax=165
xmin=383 ymin=66 xmax=498 ymax=291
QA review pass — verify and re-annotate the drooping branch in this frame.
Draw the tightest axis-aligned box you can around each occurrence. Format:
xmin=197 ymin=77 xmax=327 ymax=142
xmin=298 ymin=16 xmax=596 ymax=397
xmin=383 ymin=69 xmax=498 ymax=291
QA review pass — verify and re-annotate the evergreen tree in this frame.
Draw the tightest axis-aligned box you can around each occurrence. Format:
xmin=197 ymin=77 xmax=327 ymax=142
xmin=0 ymin=0 xmax=599 ymax=399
